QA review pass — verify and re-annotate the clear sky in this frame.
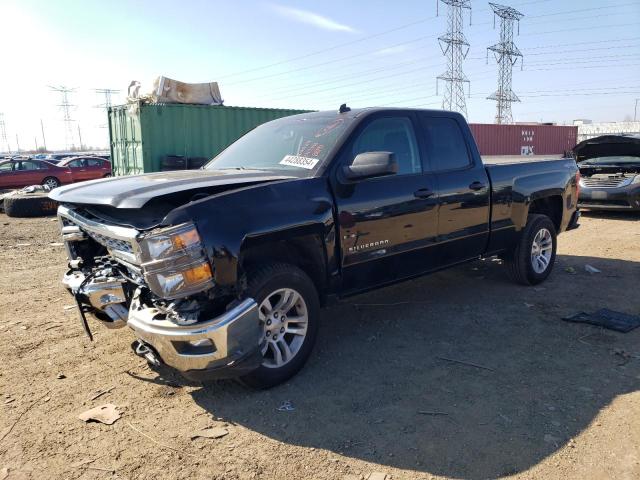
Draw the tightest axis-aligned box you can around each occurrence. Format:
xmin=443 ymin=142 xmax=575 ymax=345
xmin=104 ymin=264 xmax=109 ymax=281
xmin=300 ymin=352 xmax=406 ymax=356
xmin=0 ymin=0 xmax=639 ymax=151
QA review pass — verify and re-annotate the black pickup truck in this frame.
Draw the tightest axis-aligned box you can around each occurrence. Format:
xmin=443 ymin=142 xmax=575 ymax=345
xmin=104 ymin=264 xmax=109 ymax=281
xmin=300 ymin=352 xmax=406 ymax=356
xmin=51 ymin=107 xmax=580 ymax=388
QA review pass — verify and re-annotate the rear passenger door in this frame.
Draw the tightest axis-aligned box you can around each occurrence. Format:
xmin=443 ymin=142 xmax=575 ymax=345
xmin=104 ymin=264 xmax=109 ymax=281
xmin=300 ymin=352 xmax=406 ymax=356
xmin=417 ymin=114 xmax=491 ymax=266
xmin=332 ymin=112 xmax=439 ymax=294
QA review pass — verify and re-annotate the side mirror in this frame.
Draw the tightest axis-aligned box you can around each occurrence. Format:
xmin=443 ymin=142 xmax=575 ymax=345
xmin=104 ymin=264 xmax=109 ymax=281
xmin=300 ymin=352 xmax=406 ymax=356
xmin=341 ymin=152 xmax=398 ymax=182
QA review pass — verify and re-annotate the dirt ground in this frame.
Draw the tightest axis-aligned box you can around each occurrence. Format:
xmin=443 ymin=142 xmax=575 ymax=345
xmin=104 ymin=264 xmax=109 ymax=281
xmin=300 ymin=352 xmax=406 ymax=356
xmin=0 ymin=211 xmax=638 ymax=480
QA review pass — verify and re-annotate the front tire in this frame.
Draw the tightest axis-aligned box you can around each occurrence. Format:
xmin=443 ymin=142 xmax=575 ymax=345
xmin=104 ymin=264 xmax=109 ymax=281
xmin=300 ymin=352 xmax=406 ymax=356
xmin=239 ymin=263 xmax=319 ymax=389
xmin=505 ymin=214 xmax=557 ymax=285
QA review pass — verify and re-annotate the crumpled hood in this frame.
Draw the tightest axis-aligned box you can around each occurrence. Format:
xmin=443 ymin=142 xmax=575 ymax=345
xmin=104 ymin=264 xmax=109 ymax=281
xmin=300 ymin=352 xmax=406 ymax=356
xmin=49 ymin=169 xmax=295 ymax=209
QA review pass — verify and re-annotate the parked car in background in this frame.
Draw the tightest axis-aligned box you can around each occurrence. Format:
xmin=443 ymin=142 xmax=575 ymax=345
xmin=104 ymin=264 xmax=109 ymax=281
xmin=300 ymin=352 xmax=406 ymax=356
xmin=58 ymin=156 xmax=112 ymax=182
xmin=0 ymin=159 xmax=73 ymax=189
xmin=574 ymin=134 xmax=640 ymax=211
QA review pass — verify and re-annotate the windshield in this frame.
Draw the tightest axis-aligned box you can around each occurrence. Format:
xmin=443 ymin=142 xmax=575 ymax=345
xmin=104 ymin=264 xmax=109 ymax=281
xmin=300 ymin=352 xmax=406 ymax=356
xmin=206 ymin=113 xmax=352 ymax=175
xmin=579 ymin=155 xmax=640 ymax=165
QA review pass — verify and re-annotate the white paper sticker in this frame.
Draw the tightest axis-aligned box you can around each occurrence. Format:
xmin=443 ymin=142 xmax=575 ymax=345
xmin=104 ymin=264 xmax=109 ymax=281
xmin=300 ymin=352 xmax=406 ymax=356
xmin=279 ymin=155 xmax=319 ymax=170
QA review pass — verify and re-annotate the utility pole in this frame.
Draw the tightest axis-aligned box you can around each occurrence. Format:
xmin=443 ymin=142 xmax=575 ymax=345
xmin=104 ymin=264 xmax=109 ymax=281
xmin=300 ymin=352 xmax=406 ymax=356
xmin=436 ymin=0 xmax=472 ymax=118
xmin=77 ymin=124 xmax=83 ymax=151
xmin=40 ymin=119 xmax=47 ymax=151
xmin=635 ymin=98 xmax=639 ymax=122
xmin=49 ymin=85 xmax=77 ymax=150
xmin=486 ymin=2 xmax=524 ymax=124
xmin=0 ymin=113 xmax=9 ymax=153
xmin=94 ymin=88 xmax=120 ymax=128
xmin=15 ymin=134 xmax=20 ymax=152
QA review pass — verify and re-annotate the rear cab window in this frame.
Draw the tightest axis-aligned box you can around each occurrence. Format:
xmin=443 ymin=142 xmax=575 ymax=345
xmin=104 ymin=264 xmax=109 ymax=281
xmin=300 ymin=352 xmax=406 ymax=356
xmin=419 ymin=116 xmax=472 ymax=172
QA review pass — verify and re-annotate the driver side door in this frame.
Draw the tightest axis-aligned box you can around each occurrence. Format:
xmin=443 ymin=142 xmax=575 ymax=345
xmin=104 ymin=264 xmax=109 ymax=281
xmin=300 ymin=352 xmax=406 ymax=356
xmin=332 ymin=112 xmax=439 ymax=294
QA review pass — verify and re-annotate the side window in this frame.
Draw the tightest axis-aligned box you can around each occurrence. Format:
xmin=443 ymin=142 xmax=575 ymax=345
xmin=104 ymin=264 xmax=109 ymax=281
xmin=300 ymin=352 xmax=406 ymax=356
xmin=67 ymin=159 xmax=82 ymax=168
xmin=0 ymin=162 xmax=13 ymax=171
xmin=421 ymin=117 xmax=472 ymax=172
xmin=87 ymin=159 xmax=101 ymax=167
xmin=19 ymin=161 xmax=40 ymax=171
xmin=352 ymin=117 xmax=421 ymax=175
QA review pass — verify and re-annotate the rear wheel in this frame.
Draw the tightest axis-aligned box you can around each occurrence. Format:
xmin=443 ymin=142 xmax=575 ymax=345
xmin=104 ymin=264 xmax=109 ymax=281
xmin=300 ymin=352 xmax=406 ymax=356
xmin=42 ymin=176 xmax=60 ymax=189
xmin=505 ymin=214 xmax=557 ymax=285
xmin=239 ymin=263 xmax=319 ymax=389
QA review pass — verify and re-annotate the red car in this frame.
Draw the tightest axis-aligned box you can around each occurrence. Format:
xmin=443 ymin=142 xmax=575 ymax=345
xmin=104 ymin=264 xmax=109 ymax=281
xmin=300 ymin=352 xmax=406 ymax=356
xmin=57 ymin=156 xmax=112 ymax=182
xmin=0 ymin=159 xmax=73 ymax=190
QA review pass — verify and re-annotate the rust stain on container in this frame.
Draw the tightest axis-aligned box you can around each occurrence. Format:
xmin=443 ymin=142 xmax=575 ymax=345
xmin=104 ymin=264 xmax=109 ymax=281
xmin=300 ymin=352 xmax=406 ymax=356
xmin=469 ymin=124 xmax=578 ymax=156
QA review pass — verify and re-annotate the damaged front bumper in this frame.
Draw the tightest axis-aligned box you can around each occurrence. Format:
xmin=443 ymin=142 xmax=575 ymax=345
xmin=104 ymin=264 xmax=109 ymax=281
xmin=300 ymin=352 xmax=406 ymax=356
xmin=58 ymin=204 xmax=264 ymax=380
xmin=64 ymin=270 xmax=263 ymax=379
xmin=128 ymin=296 xmax=263 ymax=380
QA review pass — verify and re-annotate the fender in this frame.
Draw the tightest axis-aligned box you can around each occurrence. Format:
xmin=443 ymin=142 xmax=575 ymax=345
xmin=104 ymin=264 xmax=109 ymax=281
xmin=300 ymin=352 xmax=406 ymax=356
xmin=163 ymin=177 xmax=336 ymax=289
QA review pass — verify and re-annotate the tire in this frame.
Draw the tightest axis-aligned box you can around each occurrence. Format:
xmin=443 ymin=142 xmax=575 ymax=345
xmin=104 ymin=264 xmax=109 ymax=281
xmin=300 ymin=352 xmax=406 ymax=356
xmin=41 ymin=177 xmax=60 ymax=189
xmin=239 ymin=263 xmax=319 ymax=389
xmin=4 ymin=193 xmax=59 ymax=218
xmin=504 ymin=214 xmax=557 ymax=285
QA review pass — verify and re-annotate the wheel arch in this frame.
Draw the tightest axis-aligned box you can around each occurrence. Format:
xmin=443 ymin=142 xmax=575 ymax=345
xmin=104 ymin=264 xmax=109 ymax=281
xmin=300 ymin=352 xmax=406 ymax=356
xmin=527 ymin=194 xmax=563 ymax=231
xmin=239 ymin=227 xmax=329 ymax=304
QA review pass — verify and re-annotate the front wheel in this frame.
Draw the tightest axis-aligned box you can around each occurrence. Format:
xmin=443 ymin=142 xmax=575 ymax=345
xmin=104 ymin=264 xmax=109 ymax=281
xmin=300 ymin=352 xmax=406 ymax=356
xmin=239 ymin=263 xmax=319 ymax=389
xmin=505 ymin=214 xmax=557 ymax=285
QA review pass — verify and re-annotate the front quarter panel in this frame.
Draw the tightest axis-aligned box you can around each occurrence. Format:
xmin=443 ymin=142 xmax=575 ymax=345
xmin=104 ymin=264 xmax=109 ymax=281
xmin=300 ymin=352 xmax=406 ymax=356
xmin=163 ymin=177 xmax=336 ymax=289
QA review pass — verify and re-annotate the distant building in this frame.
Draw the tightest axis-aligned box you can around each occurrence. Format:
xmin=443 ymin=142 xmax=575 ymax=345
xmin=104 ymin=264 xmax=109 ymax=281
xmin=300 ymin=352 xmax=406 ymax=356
xmin=577 ymin=121 xmax=640 ymax=142
xmin=573 ymin=119 xmax=592 ymax=126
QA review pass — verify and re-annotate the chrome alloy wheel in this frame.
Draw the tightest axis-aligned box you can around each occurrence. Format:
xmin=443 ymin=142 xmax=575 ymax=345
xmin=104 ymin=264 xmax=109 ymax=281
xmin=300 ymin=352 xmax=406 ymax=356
xmin=43 ymin=177 xmax=59 ymax=189
xmin=530 ymin=227 xmax=553 ymax=274
xmin=258 ymin=288 xmax=309 ymax=368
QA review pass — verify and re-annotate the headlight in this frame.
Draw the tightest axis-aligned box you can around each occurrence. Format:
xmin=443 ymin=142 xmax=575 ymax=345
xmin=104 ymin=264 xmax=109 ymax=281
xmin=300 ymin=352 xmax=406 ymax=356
xmin=141 ymin=223 xmax=202 ymax=260
xmin=139 ymin=223 xmax=213 ymax=299
xmin=632 ymin=174 xmax=640 ymax=184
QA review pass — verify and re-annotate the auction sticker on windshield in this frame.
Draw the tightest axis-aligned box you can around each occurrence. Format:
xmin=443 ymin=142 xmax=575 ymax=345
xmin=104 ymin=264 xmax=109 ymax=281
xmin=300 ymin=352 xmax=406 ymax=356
xmin=279 ymin=155 xmax=319 ymax=170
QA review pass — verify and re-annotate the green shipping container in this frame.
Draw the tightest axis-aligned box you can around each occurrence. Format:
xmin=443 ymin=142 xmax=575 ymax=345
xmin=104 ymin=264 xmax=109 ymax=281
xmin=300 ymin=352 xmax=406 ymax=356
xmin=108 ymin=104 xmax=311 ymax=176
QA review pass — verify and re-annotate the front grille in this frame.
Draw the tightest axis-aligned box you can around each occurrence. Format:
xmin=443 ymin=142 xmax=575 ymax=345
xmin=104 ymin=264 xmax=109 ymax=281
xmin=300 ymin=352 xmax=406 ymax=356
xmin=58 ymin=206 xmax=140 ymax=265
xmin=580 ymin=176 xmax=631 ymax=188
xmin=85 ymin=229 xmax=134 ymax=254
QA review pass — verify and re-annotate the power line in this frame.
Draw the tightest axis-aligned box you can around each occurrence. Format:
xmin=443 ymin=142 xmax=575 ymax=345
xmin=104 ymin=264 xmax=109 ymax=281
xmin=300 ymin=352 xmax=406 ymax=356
xmin=219 ymin=0 xmax=554 ymax=84
xmin=266 ymin=37 xmax=640 ymax=98
xmin=437 ymin=0 xmax=472 ymax=118
xmin=519 ymin=22 xmax=637 ymax=37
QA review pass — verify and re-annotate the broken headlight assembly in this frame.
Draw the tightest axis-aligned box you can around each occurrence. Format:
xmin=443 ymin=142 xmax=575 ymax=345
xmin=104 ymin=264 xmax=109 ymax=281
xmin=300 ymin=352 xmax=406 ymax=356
xmin=139 ymin=223 xmax=213 ymax=299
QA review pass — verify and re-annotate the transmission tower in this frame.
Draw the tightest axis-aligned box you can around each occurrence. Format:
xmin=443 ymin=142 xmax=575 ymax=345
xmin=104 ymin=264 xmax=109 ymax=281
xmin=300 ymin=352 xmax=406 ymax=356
xmin=436 ymin=0 xmax=472 ymax=118
xmin=49 ymin=85 xmax=77 ymax=150
xmin=486 ymin=3 xmax=524 ymax=124
xmin=0 ymin=113 xmax=9 ymax=153
xmin=94 ymin=88 xmax=120 ymax=128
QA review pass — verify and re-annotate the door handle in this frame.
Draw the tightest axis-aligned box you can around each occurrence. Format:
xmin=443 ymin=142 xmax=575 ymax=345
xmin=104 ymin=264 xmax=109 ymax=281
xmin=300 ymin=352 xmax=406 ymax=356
xmin=469 ymin=181 xmax=486 ymax=191
xmin=414 ymin=188 xmax=434 ymax=199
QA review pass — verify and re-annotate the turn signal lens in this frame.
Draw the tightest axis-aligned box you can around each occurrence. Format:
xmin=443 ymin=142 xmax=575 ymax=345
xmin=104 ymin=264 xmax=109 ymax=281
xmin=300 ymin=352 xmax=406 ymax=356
xmin=172 ymin=228 xmax=200 ymax=250
xmin=183 ymin=262 xmax=213 ymax=284
xmin=152 ymin=262 xmax=213 ymax=298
